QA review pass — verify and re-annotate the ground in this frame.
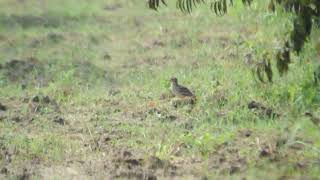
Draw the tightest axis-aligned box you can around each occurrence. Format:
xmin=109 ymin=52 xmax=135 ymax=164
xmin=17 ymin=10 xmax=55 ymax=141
xmin=0 ymin=0 xmax=320 ymax=179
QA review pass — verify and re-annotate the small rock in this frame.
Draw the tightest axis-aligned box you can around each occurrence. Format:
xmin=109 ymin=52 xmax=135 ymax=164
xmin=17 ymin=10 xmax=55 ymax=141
xmin=43 ymin=96 xmax=51 ymax=104
xmin=248 ymin=100 xmax=279 ymax=118
xmin=32 ymin=95 xmax=40 ymax=103
xmin=248 ymin=101 xmax=263 ymax=109
xmin=219 ymin=157 xmax=226 ymax=163
xmin=167 ymin=115 xmax=177 ymax=121
xmin=260 ymin=148 xmax=271 ymax=157
xmin=239 ymin=130 xmax=252 ymax=138
xmin=244 ymin=131 xmax=251 ymax=137
xmin=104 ymin=137 xmax=111 ymax=142
xmin=0 ymin=167 xmax=8 ymax=174
xmin=53 ymin=116 xmax=66 ymax=125
xmin=0 ymin=103 xmax=6 ymax=111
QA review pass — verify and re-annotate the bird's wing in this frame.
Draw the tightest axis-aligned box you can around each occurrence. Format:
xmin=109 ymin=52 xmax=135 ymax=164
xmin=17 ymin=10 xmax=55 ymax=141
xmin=179 ymin=86 xmax=194 ymax=97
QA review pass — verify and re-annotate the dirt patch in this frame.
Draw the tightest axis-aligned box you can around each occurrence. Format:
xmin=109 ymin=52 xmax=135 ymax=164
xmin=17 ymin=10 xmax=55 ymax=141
xmin=171 ymin=35 xmax=189 ymax=48
xmin=0 ymin=103 xmax=6 ymax=120
xmin=103 ymin=149 xmax=179 ymax=179
xmin=0 ymin=58 xmax=51 ymax=87
xmin=248 ymin=100 xmax=280 ymax=118
xmin=38 ymin=165 xmax=91 ymax=179
xmin=1 ymin=94 xmax=62 ymax=125
xmin=0 ymin=59 xmax=110 ymax=87
xmin=104 ymin=3 xmax=122 ymax=11
xmin=1 ymin=160 xmax=47 ymax=180
xmin=206 ymin=130 xmax=316 ymax=176
xmin=142 ymin=38 xmax=165 ymax=50
xmin=33 ymin=147 xmax=197 ymax=179
xmin=0 ymin=103 xmax=7 ymax=111
xmin=26 ymin=94 xmax=60 ymax=114
xmin=29 ymin=32 xmax=65 ymax=48
xmin=208 ymin=142 xmax=248 ymax=175
xmin=53 ymin=116 xmax=67 ymax=125
xmin=0 ymin=14 xmax=82 ymax=28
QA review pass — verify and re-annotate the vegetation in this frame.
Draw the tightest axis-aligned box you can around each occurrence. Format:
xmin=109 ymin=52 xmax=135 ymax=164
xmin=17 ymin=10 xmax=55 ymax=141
xmin=148 ymin=0 xmax=320 ymax=81
xmin=0 ymin=0 xmax=319 ymax=179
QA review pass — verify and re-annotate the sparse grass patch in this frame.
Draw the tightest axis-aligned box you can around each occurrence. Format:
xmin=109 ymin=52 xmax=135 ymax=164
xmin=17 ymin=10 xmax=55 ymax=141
xmin=0 ymin=0 xmax=320 ymax=179
xmin=0 ymin=130 xmax=71 ymax=162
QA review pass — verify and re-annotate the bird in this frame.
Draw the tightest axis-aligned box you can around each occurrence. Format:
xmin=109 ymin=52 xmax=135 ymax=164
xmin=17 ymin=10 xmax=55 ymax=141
xmin=305 ymin=112 xmax=320 ymax=126
xmin=170 ymin=77 xmax=196 ymax=100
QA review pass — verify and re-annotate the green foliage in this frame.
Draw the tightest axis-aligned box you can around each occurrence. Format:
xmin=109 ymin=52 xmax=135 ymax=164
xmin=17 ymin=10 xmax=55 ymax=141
xmin=147 ymin=0 xmax=320 ymax=81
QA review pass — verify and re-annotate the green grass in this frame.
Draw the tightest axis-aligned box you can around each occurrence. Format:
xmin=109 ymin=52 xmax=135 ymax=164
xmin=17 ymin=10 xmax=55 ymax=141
xmin=0 ymin=0 xmax=320 ymax=179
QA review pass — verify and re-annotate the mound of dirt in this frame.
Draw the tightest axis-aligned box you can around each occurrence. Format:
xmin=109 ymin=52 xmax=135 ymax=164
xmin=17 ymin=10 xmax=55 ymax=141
xmin=0 ymin=58 xmax=51 ymax=87
xmin=27 ymin=94 xmax=60 ymax=114
xmin=105 ymin=149 xmax=178 ymax=179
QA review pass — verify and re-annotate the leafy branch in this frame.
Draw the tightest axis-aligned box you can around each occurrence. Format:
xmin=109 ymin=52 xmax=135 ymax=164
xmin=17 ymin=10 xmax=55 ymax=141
xmin=147 ymin=0 xmax=320 ymax=83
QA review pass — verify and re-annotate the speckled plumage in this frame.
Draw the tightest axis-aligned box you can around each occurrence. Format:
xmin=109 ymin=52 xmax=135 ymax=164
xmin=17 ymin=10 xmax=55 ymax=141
xmin=170 ymin=77 xmax=195 ymax=98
